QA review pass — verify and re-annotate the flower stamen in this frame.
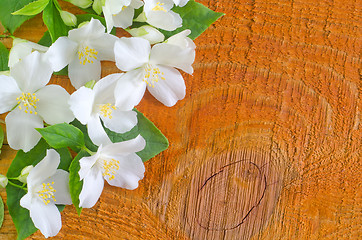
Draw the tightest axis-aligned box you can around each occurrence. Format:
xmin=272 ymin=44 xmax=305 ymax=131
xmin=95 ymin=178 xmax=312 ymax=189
xmin=143 ymin=64 xmax=165 ymax=88
xmin=99 ymin=103 xmax=116 ymax=119
xmin=152 ymin=2 xmax=167 ymax=12
xmin=103 ymin=159 xmax=120 ymax=181
xmin=78 ymin=46 xmax=98 ymax=65
xmin=16 ymin=92 xmax=39 ymax=115
xmin=37 ymin=182 xmax=57 ymax=205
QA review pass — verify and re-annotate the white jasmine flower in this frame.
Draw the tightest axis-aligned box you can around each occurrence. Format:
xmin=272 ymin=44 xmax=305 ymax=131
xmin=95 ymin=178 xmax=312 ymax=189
xmin=20 ymin=149 xmax=72 ymax=238
xmin=69 ymin=74 xmax=138 ymax=146
xmin=103 ymin=0 xmax=144 ymax=33
xmin=165 ymin=29 xmax=195 ymax=49
xmin=79 ymin=135 xmax=146 ymax=208
xmin=44 ymin=18 xmax=118 ymax=89
xmin=142 ymin=0 xmax=182 ymax=31
xmin=114 ymin=36 xmax=195 ymax=107
xmin=127 ymin=25 xmax=165 ymax=44
xmin=0 ymin=51 xmax=74 ymax=152
xmin=172 ymin=0 xmax=189 ymax=7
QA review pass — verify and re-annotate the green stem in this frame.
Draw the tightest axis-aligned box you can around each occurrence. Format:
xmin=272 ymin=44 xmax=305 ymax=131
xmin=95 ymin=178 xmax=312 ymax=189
xmin=8 ymin=181 xmax=27 ymax=190
xmin=53 ymin=0 xmax=62 ymax=12
xmin=0 ymin=119 xmax=4 ymax=124
xmin=82 ymin=146 xmax=94 ymax=155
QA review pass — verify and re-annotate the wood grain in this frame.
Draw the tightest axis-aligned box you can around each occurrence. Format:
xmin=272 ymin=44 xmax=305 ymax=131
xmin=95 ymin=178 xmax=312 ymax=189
xmin=0 ymin=0 xmax=361 ymax=239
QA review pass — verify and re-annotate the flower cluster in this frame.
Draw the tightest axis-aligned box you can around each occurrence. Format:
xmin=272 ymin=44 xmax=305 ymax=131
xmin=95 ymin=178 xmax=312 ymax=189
xmin=0 ymin=0 xmax=222 ymax=238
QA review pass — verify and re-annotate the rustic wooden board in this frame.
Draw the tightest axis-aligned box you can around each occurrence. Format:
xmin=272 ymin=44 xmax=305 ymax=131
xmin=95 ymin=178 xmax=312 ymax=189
xmin=0 ymin=0 xmax=361 ymax=239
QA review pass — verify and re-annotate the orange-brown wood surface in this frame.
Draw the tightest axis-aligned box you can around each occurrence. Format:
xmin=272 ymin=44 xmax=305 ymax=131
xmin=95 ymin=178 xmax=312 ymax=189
xmin=0 ymin=0 xmax=361 ymax=239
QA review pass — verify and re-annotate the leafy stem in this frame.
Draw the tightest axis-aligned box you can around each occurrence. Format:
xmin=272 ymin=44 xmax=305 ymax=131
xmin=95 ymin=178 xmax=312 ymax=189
xmin=82 ymin=146 xmax=94 ymax=155
xmin=8 ymin=180 xmax=27 ymax=190
xmin=0 ymin=119 xmax=4 ymax=124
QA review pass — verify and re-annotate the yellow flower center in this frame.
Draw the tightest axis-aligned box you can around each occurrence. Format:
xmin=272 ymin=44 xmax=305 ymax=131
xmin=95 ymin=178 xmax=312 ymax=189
xmin=143 ymin=64 xmax=165 ymax=88
xmin=103 ymin=158 xmax=120 ymax=181
xmin=99 ymin=103 xmax=116 ymax=119
xmin=37 ymin=182 xmax=57 ymax=205
xmin=78 ymin=46 xmax=98 ymax=65
xmin=152 ymin=2 xmax=167 ymax=12
xmin=16 ymin=92 xmax=39 ymax=115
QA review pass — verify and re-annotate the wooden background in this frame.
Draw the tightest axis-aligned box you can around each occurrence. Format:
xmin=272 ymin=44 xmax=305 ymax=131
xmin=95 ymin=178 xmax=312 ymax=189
xmin=0 ymin=0 xmax=361 ymax=239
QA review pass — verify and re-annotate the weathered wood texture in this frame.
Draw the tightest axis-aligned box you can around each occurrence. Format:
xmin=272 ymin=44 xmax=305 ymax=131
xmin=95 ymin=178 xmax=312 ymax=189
xmin=0 ymin=0 xmax=361 ymax=239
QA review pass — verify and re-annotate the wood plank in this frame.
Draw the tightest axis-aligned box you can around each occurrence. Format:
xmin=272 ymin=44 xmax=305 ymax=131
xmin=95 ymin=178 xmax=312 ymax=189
xmin=0 ymin=0 xmax=361 ymax=239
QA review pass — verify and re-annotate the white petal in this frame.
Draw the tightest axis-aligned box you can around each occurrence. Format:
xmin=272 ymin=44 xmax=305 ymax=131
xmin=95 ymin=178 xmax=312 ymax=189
xmin=130 ymin=0 xmax=144 ymax=8
xmin=173 ymin=0 xmax=189 ymax=7
xmin=112 ymin=6 xmax=134 ymax=29
xmin=102 ymin=135 xmax=146 ymax=155
xmin=69 ymin=87 xmax=95 ymax=125
xmin=166 ymin=29 xmax=195 ymax=49
xmin=104 ymin=153 xmax=145 ymax=189
xmin=35 ymin=85 xmax=74 ymax=125
xmin=103 ymin=4 xmax=115 ymax=34
xmin=45 ymin=169 xmax=72 ymax=205
xmin=9 ymin=40 xmax=48 ymax=68
xmin=150 ymin=43 xmax=195 ymax=74
xmin=79 ymin=167 xmax=104 ymax=208
xmin=93 ymin=73 xmax=122 ymax=105
xmin=29 ymin=198 xmax=62 ymax=238
xmin=20 ymin=192 xmax=32 ymax=210
xmin=128 ymin=25 xmax=164 ymax=44
xmin=10 ymin=51 xmax=53 ymax=92
xmin=147 ymin=65 xmax=185 ymax=107
xmin=44 ymin=37 xmax=78 ymax=72
xmin=144 ymin=0 xmax=173 ymax=13
xmin=101 ymin=109 xmax=137 ymax=134
xmin=5 ymin=109 xmax=43 ymax=153
xmin=87 ymin=116 xmax=112 ymax=146
xmin=114 ymin=37 xmax=150 ymax=71
xmin=79 ymin=148 xmax=101 ymax=180
xmin=27 ymin=149 xmax=60 ymax=187
xmin=68 ymin=18 xmax=106 ymax=42
xmin=68 ymin=58 xmax=101 ymax=89
xmin=146 ymin=10 xmax=182 ymax=31
xmin=114 ymin=70 xmax=146 ymax=110
xmin=0 ymin=75 xmax=21 ymax=114
xmin=89 ymin=34 xmax=118 ymax=61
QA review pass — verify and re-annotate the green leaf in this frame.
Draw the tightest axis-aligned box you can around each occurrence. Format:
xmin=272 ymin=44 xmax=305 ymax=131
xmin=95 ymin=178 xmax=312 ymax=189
xmin=70 ymin=119 xmax=98 ymax=152
xmin=43 ymin=0 xmax=71 ymax=42
xmin=69 ymin=150 xmax=89 ymax=215
xmin=0 ymin=125 xmax=4 ymax=155
xmin=37 ymin=30 xmax=52 ymax=46
xmin=6 ymin=139 xmax=48 ymax=240
xmin=0 ymin=42 xmax=9 ymax=71
xmin=37 ymin=123 xmax=85 ymax=149
xmin=0 ymin=0 xmax=36 ymax=34
xmin=161 ymin=0 xmax=224 ymax=40
xmin=12 ymin=0 xmax=50 ymax=16
xmin=0 ymin=196 xmax=4 ymax=229
xmin=56 ymin=148 xmax=73 ymax=171
xmin=104 ymin=109 xmax=169 ymax=162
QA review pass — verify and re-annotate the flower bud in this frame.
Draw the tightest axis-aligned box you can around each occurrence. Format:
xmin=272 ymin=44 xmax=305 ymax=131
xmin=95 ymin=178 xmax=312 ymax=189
xmin=18 ymin=165 xmax=33 ymax=184
xmin=66 ymin=0 xmax=93 ymax=9
xmin=60 ymin=11 xmax=77 ymax=27
xmin=8 ymin=38 xmax=48 ymax=68
xmin=128 ymin=25 xmax=165 ymax=44
xmin=93 ymin=0 xmax=105 ymax=15
xmin=0 ymin=175 xmax=8 ymax=188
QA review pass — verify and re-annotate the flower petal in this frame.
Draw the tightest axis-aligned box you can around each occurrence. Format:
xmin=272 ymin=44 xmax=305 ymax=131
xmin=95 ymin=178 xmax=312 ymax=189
xmin=8 ymin=39 xmax=48 ymax=68
xmin=102 ymin=135 xmax=146 ymax=155
xmin=27 ymin=149 xmax=60 ymax=188
xmin=29 ymin=198 xmax=62 ymax=238
xmin=101 ymin=109 xmax=137 ymax=134
xmin=5 ymin=109 xmax=43 ymax=152
xmin=89 ymin=34 xmax=118 ymax=61
xmin=68 ymin=58 xmax=101 ymax=89
xmin=146 ymin=10 xmax=182 ymax=31
xmin=20 ymin=191 xmax=32 ymax=210
xmin=44 ymin=37 xmax=78 ymax=72
xmin=114 ymin=37 xmax=150 ymax=71
xmin=150 ymin=43 xmax=195 ymax=74
xmin=88 ymin=116 xmax=112 ymax=146
xmin=0 ymin=75 xmax=21 ymax=114
xmin=79 ymin=166 xmax=104 ymax=208
xmin=35 ymin=85 xmax=74 ymax=125
xmin=10 ymin=51 xmax=53 ymax=92
xmin=147 ymin=65 xmax=185 ymax=107
xmin=114 ymin=70 xmax=146 ymax=110
xmin=166 ymin=29 xmax=196 ymax=49
xmin=103 ymin=4 xmax=115 ymax=34
xmin=68 ymin=18 xmax=106 ymax=42
xmin=105 ymin=153 xmax=145 ymax=190
xmin=112 ymin=6 xmax=134 ymax=29
xmin=79 ymin=148 xmax=102 ymax=180
xmin=93 ymin=73 xmax=122 ymax=105
xmin=45 ymin=169 xmax=72 ymax=205
xmin=69 ymin=86 xmax=95 ymax=125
